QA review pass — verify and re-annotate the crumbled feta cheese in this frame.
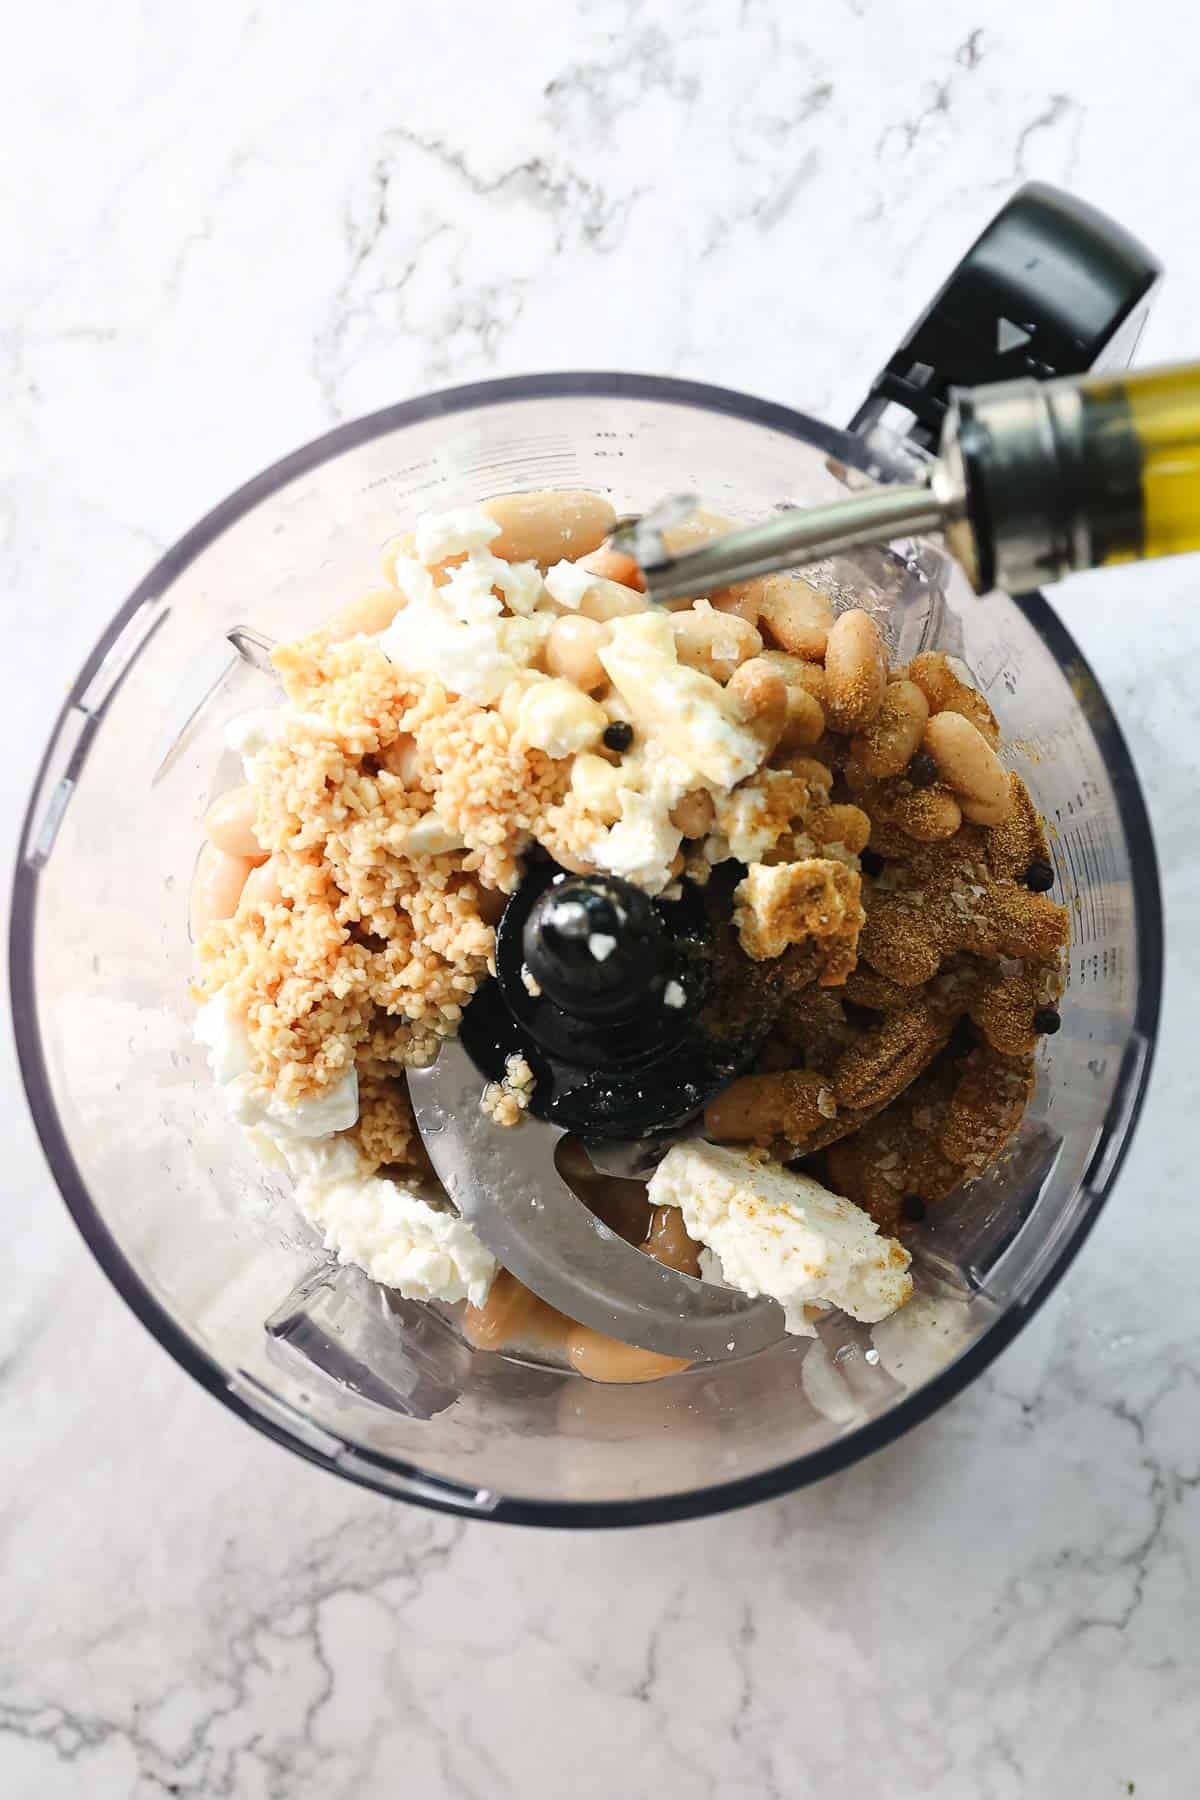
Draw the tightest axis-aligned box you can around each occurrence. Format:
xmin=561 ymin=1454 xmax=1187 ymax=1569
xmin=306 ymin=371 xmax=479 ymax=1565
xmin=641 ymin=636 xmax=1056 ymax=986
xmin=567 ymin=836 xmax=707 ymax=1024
xmin=223 ymin=708 xmax=284 ymax=778
xmin=379 ymin=538 xmax=551 ymax=703
xmin=293 ymin=1154 xmax=496 ymax=1306
xmin=472 ymin=551 xmax=544 ymax=617
xmin=195 ymin=993 xmax=359 ymax=1137
xmin=414 ymin=506 xmax=501 ymax=564
xmin=439 ymin=556 xmax=505 ymax=623
xmin=649 ymin=1141 xmax=912 ymax=1335
xmin=501 ymin=612 xmax=552 ymax=662
xmin=589 ymin=932 xmax=617 ymax=962
xmin=444 ymin=552 xmax=546 ymax=623
xmin=380 ymin=570 xmax=535 ymax=704
xmin=194 ymin=992 xmax=253 ymax=1086
xmin=544 ymin=559 xmax=600 ymax=609
xmin=197 ymin=987 xmax=489 ymax=1309
xmin=570 ymin=752 xmax=626 ymax=824
xmin=712 ymin=768 xmax=799 ymax=865
xmin=713 ymin=783 xmax=771 ymax=863
xmin=389 ymin=555 xmax=438 ymax=608
xmin=515 ymin=677 xmax=607 ymax=759
xmin=582 ymin=747 xmax=709 ymax=897
xmin=599 ymin=612 xmax=761 ymax=790
xmin=590 ymin=786 xmax=683 ymax=895
xmin=248 ymin=1129 xmax=366 ymax=1186
xmin=663 ymin=979 xmax=686 ymax=1008
xmin=544 ymin=561 xmax=644 ymax=620
xmin=229 ymin=1068 xmax=360 ymax=1140
xmin=386 ymin=609 xmax=515 ymax=701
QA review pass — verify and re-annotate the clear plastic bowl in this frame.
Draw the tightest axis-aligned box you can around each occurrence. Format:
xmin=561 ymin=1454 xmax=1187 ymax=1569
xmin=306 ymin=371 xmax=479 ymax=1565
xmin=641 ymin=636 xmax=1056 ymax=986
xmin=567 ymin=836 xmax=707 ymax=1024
xmin=10 ymin=375 xmax=1162 ymax=1525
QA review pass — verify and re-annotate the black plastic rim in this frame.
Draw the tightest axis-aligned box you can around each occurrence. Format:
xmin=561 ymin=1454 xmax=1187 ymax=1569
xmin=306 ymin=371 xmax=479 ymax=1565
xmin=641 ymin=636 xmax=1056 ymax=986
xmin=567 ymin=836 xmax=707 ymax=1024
xmin=8 ymin=372 xmax=1164 ymax=1529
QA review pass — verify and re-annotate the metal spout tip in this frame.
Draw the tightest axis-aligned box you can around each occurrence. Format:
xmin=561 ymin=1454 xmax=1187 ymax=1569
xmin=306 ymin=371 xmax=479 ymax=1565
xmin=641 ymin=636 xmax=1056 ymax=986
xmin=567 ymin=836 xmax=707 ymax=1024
xmin=630 ymin=483 xmax=953 ymax=606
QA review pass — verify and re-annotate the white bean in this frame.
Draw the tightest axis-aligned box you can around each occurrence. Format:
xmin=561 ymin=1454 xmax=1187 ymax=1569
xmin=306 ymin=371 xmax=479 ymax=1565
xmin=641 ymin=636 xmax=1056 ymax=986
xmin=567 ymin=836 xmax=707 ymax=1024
xmin=576 ymin=544 xmax=646 ymax=592
xmin=576 ymin=580 xmax=647 ymax=623
xmin=823 ymin=609 xmax=889 ymax=733
xmin=204 ymin=785 xmax=267 ymax=861
xmin=710 ymin=583 xmax=763 ymax=624
xmin=482 ymin=490 xmax=616 ymax=567
xmin=327 ymin=587 xmax=403 ymax=642
xmin=464 ymin=1271 xmax=568 ymax=1355
xmin=544 ymin=615 xmax=609 ymax=691
xmin=751 ymin=574 xmax=835 ymax=659
xmin=670 ymin=606 xmax=762 ymax=682
xmin=566 ymin=1326 xmax=690 ymax=1384
xmin=908 ymin=651 xmax=1001 ymax=747
xmin=923 ymin=712 xmax=1010 ymax=819
xmin=239 ymin=856 xmax=285 ymax=912
xmin=851 ymin=678 xmax=930 ymax=777
xmin=660 ymin=509 xmax=741 ymax=554
xmin=190 ymin=844 xmax=254 ymax=938
xmin=727 ymin=658 xmax=789 ymax=760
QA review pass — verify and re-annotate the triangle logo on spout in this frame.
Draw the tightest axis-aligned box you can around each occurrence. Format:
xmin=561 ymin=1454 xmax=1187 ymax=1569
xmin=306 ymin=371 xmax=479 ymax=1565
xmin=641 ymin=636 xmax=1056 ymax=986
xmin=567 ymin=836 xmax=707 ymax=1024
xmin=996 ymin=317 xmax=1033 ymax=355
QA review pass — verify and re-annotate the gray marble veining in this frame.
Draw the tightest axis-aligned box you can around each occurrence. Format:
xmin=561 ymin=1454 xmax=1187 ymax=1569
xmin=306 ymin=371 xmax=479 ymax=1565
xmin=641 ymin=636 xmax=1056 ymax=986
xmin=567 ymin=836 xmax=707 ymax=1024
xmin=2 ymin=1 xmax=1197 ymax=1793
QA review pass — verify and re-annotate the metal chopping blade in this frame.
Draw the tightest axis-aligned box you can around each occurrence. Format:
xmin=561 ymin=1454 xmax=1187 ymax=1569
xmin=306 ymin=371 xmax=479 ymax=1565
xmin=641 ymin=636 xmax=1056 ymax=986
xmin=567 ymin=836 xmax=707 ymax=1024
xmin=407 ymin=1040 xmax=785 ymax=1363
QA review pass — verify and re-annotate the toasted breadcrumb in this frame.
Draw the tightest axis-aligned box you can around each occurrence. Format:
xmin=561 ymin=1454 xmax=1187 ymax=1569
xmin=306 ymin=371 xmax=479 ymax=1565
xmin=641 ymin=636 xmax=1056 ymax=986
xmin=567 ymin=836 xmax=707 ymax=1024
xmin=416 ymin=697 xmax=571 ymax=893
xmin=196 ymin=637 xmax=542 ymax=1102
xmin=351 ymin=1074 xmax=420 ymax=1171
xmin=481 ymin=1054 xmax=536 ymax=1128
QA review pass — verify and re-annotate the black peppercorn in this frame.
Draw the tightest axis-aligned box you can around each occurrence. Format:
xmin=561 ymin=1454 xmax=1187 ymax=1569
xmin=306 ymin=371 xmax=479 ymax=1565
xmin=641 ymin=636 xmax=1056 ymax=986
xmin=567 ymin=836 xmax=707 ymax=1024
xmin=860 ymin=848 xmax=885 ymax=878
xmin=907 ymin=751 xmax=938 ymax=789
xmin=1032 ymin=1007 xmax=1062 ymax=1035
xmin=602 ymin=721 xmax=634 ymax=753
xmin=1024 ymin=859 xmax=1054 ymax=893
xmin=901 ymin=1194 xmax=927 ymax=1222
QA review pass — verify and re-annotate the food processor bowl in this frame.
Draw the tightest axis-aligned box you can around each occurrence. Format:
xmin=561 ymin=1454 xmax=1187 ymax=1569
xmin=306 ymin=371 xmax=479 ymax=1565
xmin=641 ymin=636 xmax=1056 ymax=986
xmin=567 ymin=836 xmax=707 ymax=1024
xmin=10 ymin=372 xmax=1162 ymax=1524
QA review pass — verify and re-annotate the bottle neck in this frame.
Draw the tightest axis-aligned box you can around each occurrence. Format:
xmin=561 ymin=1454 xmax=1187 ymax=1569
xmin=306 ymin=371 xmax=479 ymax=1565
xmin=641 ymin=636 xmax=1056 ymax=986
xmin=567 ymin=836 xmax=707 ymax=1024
xmin=946 ymin=359 xmax=1200 ymax=594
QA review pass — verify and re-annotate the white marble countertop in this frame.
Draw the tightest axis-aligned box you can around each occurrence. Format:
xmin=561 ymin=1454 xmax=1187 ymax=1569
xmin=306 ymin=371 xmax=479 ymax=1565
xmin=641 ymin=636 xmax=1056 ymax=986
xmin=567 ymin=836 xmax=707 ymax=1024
xmin=2 ymin=2 xmax=1196 ymax=1793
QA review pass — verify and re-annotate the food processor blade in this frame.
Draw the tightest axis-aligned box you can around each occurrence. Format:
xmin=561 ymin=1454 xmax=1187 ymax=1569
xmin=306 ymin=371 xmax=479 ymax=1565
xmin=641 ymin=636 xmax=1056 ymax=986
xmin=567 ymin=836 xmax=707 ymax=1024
xmin=581 ymin=1129 xmax=697 ymax=1180
xmin=408 ymin=1039 xmax=785 ymax=1361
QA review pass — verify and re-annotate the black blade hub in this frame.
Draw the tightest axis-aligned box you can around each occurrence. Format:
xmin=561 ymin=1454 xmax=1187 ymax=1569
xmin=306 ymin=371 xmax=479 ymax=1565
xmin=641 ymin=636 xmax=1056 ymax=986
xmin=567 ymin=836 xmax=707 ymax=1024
xmin=457 ymin=857 xmax=763 ymax=1138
